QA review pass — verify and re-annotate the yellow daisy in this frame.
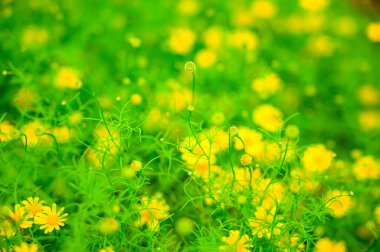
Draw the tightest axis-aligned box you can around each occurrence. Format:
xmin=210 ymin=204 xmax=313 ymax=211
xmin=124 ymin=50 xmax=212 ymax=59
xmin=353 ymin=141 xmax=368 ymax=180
xmin=14 ymin=242 xmax=38 ymax=252
xmin=34 ymin=203 xmax=68 ymax=233
xmin=22 ymin=197 xmax=45 ymax=217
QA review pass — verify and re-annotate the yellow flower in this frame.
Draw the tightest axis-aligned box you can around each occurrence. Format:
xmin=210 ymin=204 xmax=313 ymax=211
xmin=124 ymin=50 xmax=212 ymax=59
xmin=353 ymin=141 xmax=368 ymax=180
xmin=251 ymin=73 xmax=282 ymax=99
xmin=367 ymin=22 xmax=380 ymax=42
xmin=21 ymin=121 xmax=51 ymax=147
xmin=353 ymin=156 xmax=379 ymax=181
xmin=314 ymin=238 xmax=347 ymax=252
xmin=0 ymin=121 xmax=16 ymax=142
xmin=325 ymin=190 xmax=351 ymax=218
xmin=130 ymin=93 xmax=143 ymax=105
xmin=250 ymin=0 xmax=277 ymax=19
xmin=9 ymin=204 xmax=33 ymax=229
xmin=0 ymin=219 xmax=15 ymax=237
xmin=13 ymin=242 xmax=38 ymax=252
xmin=99 ymin=246 xmax=115 ymax=252
xmin=168 ymin=27 xmax=196 ymax=54
xmin=228 ymin=30 xmax=258 ymax=51
xmin=34 ymin=203 xmax=68 ymax=233
xmin=22 ymin=197 xmax=45 ymax=217
xmin=252 ymin=104 xmax=283 ymax=133
xmin=249 ymin=207 xmax=283 ymax=239
xmin=358 ymin=110 xmax=380 ymax=131
xmin=98 ymin=218 xmax=120 ymax=235
xmin=240 ymin=154 xmax=253 ymax=166
xmin=220 ymin=230 xmax=250 ymax=252
xmin=130 ymin=160 xmax=143 ymax=171
xmin=195 ymin=49 xmax=217 ymax=68
xmin=55 ymin=67 xmax=82 ymax=90
xmin=302 ymin=144 xmax=333 ymax=173
xmin=358 ymin=85 xmax=379 ymax=106
xmin=21 ymin=26 xmax=49 ymax=48
xmin=135 ymin=195 xmax=170 ymax=231
xmin=203 ymin=27 xmax=223 ymax=50
xmin=299 ymin=0 xmax=329 ymax=12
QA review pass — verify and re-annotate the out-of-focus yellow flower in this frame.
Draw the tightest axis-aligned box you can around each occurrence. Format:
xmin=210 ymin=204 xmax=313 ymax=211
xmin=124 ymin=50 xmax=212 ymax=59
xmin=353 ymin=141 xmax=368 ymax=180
xmin=252 ymin=104 xmax=283 ymax=133
xmin=9 ymin=204 xmax=33 ymax=229
xmin=240 ymin=154 xmax=253 ymax=166
xmin=177 ymin=0 xmax=199 ymax=16
xmin=353 ymin=156 xmax=379 ymax=181
xmin=314 ymin=238 xmax=347 ymax=252
xmin=250 ymin=0 xmax=277 ymax=19
xmin=251 ymin=73 xmax=282 ymax=99
xmin=367 ymin=22 xmax=380 ymax=42
xmin=21 ymin=26 xmax=49 ymax=48
xmin=135 ymin=195 xmax=170 ymax=231
xmin=203 ymin=27 xmax=223 ymax=50
xmin=358 ymin=110 xmax=380 ymax=131
xmin=0 ymin=121 xmax=16 ymax=142
xmin=12 ymin=88 xmax=38 ymax=109
xmin=333 ymin=17 xmax=357 ymax=37
xmin=325 ymin=190 xmax=351 ymax=218
xmin=21 ymin=121 xmax=51 ymax=147
xmin=98 ymin=217 xmax=120 ymax=235
xmin=220 ymin=230 xmax=250 ymax=252
xmin=195 ymin=49 xmax=217 ymax=68
xmin=249 ymin=207 xmax=283 ymax=239
xmin=358 ymin=85 xmax=379 ymax=106
xmin=55 ymin=67 xmax=82 ymax=90
xmin=52 ymin=126 xmax=71 ymax=144
xmin=168 ymin=27 xmax=196 ymax=54
xmin=0 ymin=219 xmax=15 ymax=237
xmin=130 ymin=93 xmax=142 ymax=105
xmin=299 ymin=0 xmax=329 ymax=12
xmin=99 ymin=246 xmax=115 ymax=252
xmin=13 ymin=242 xmax=38 ymax=252
xmin=307 ymin=35 xmax=334 ymax=57
xmin=228 ymin=30 xmax=258 ymax=51
xmin=302 ymin=144 xmax=333 ymax=173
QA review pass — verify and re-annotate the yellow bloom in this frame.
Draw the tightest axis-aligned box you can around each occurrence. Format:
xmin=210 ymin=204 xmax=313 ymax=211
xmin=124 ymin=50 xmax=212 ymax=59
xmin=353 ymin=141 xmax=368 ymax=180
xmin=9 ymin=204 xmax=33 ymax=229
xmin=240 ymin=154 xmax=253 ymax=166
xmin=358 ymin=110 xmax=380 ymax=131
xmin=55 ymin=67 xmax=82 ymax=90
xmin=251 ymin=73 xmax=282 ymax=99
xmin=22 ymin=197 xmax=45 ymax=217
xmin=302 ymin=144 xmax=333 ymax=173
xmin=299 ymin=0 xmax=329 ymax=12
xmin=353 ymin=156 xmax=379 ymax=181
xmin=99 ymin=246 xmax=115 ymax=252
xmin=0 ymin=121 xmax=16 ymax=142
xmin=314 ymin=238 xmax=347 ymax=252
xmin=135 ymin=195 xmax=170 ymax=231
xmin=98 ymin=218 xmax=120 ymax=235
xmin=0 ymin=219 xmax=15 ymax=237
xmin=195 ymin=49 xmax=217 ymax=68
xmin=250 ymin=0 xmax=277 ymax=19
xmin=228 ymin=30 xmax=258 ymax=51
xmin=130 ymin=160 xmax=143 ymax=171
xmin=249 ymin=207 xmax=283 ymax=239
xmin=367 ymin=22 xmax=380 ymax=42
xmin=325 ymin=190 xmax=351 ymax=218
xmin=14 ymin=242 xmax=38 ymax=252
xmin=34 ymin=203 xmax=68 ymax=233
xmin=252 ymin=104 xmax=283 ymax=133
xmin=168 ymin=27 xmax=196 ymax=54
xmin=358 ymin=85 xmax=379 ymax=106
xmin=220 ymin=230 xmax=250 ymax=252
xmin=21 ymin=26 xmax=49 ymax=48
